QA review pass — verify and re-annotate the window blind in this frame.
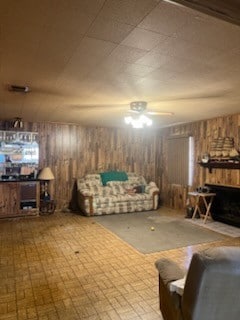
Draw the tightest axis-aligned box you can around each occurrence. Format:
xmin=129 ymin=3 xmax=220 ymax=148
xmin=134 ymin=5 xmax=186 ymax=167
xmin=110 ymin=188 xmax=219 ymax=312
xmin=167 ymin=136 xmax=193 ymax=186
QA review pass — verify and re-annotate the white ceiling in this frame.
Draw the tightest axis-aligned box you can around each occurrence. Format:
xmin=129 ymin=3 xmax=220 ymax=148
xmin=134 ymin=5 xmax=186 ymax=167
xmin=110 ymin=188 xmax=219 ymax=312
xmin=0 ymin=0 xmax=240 ymax=129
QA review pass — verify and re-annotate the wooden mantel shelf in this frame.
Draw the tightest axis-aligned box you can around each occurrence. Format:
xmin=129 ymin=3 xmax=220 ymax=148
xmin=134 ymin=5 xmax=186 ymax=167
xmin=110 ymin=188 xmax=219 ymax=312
xmin=199 ymin=161 xmax=240 ymax=173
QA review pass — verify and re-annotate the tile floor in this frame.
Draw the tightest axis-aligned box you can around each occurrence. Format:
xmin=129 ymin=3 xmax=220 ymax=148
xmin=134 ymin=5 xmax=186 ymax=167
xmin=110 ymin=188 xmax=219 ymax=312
xmin=0 ymin=209 xmax=239 ymax=320
xmin=186 ymin=217 xmax=240 ymax=237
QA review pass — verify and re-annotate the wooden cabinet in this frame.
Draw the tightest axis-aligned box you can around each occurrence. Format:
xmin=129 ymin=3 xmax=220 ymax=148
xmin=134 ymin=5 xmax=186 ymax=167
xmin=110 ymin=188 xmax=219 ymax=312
xmin=0 ymin=183 xmax=19 ymax=217
xmin=0 ymin=181 xmax=39 ymax=218
xmin=19 ymin=181 xmax=39 ymax=215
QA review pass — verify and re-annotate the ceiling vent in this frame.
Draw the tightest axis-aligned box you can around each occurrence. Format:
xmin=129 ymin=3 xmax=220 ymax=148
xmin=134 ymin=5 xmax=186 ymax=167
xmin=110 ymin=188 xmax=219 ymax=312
xmin=8 ymin=85 xmax=30 ymax=93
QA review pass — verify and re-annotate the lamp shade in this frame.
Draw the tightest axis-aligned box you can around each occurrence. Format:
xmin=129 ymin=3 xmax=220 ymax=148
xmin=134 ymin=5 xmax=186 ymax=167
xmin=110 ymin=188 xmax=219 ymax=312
xmin=38 ymin=167 xmax=55 ymax=180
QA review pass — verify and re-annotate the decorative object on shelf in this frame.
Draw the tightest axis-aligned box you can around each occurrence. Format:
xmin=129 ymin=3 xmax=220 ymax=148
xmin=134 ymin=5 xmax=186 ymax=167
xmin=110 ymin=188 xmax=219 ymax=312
xmin=196 ymin=186 xmax=210 ymax=193
xmin=12 ymin=117 xmax=23 ymax=129
xmin=0 ymin=130 xmax=39 ymax=143
xmin=210 ymin=137 xmax=234 ymax=159
xmin=199 ymin=137 xmax=240 ymax=172
xmin=229 ymin=148 xmax=240 ymax=160
xmin=201 ymin=153 xmax=210 ymax=163
xmin=38 ymin=167 xmax=55 ymax=200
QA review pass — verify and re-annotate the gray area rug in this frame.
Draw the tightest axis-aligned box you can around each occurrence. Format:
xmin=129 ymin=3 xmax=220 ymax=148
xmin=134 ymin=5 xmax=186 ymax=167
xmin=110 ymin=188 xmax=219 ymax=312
xmin=93 ymin=211 xmax=226 ymax=253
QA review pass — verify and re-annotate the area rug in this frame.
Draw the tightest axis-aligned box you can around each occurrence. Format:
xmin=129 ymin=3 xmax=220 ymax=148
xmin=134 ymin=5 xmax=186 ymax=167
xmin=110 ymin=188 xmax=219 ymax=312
xmin=93 ymin=211 xmax=227 ymax=254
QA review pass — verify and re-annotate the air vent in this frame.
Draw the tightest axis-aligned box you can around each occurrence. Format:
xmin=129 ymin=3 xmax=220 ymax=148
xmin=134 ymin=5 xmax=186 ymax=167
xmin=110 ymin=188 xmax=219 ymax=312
xmin=9 ymin=85 xmax=30 ymax=93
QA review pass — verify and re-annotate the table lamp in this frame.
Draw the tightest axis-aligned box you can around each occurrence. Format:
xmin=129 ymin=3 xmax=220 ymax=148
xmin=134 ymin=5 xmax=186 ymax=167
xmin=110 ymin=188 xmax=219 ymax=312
xmin=38 ymin=167 xmax=55 ymax=200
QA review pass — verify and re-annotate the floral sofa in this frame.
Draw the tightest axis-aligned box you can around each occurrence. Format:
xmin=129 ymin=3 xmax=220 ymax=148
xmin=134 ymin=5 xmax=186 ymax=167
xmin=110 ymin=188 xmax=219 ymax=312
xmin=77 ymin=172 xmax=159 ymax=216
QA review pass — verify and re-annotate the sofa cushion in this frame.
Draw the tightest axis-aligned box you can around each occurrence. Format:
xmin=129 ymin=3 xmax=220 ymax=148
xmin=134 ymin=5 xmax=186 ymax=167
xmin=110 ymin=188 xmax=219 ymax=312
xmin=77 ymin=176 xmax=102 ymax=190
xmin=85 ymin=174 xmax=102 ymax=184
xmin=107 ymin=181 xmax=135 ymax=190
xmin=111 ymin=184 xmax=126 ymax=195
xmin=107 ymin=181 xmax=126 ymax=187
xmin=128 ymin=174 xmax=147 ymax=186
xmin=89 ymin=185 xmax=112 ymax=196
xmin=85 ymin=173 xmax=101 ymax=180
xmin=94 ymin=195 xmax=117 ymax=205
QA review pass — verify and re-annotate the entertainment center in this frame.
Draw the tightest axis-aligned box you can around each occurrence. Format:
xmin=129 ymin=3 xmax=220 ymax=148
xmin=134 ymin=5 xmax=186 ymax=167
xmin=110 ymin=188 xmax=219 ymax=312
xmin=0 ymin=130 xmax=39 ymax=218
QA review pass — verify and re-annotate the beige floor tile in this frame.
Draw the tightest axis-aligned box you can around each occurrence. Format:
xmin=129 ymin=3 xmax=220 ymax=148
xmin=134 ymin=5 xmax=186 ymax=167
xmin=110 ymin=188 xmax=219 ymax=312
xmin=0 ymin=210 xmax=239 ymax=319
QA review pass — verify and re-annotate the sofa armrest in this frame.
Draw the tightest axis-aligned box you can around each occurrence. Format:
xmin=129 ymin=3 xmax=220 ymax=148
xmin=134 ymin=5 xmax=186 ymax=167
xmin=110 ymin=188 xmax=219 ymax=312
xmin=152 ymin=190 xmax=159 ymax=210
xmin=144 ymin=182 xmax=159 ymax=210
xmin=145 ymin=182 xmax=159 ymax=196
xmin=77 ymin=192 xmax=94 ymax=216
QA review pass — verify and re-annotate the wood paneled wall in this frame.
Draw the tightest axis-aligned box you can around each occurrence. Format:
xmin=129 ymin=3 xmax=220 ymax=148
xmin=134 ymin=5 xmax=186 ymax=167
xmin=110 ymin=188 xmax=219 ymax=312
xmin=0 ymin=121 xmax=159 ymax=209
xmin=1 ymin=112 xmax=240 ymax=211
xmin=158 ymin=113 xmax=240 ymax=210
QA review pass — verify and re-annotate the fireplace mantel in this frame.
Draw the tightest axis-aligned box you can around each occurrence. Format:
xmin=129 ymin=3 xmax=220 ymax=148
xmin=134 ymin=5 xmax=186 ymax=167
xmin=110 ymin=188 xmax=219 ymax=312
xmin=205 ymin=183 xmax=240 ymax=189
xmin=199 ymin=161 xmax=240 ymax=173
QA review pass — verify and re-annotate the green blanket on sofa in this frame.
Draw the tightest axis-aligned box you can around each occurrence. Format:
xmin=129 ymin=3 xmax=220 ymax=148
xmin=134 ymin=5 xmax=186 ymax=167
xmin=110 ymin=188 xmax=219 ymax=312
xmin=100 ymin=171 xmax=128 ymax=186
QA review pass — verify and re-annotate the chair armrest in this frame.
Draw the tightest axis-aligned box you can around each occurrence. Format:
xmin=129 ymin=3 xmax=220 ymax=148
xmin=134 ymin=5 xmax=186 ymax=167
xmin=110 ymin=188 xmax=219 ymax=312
xmin=169 ymin=277 xmax=186 ymax=296
xmin=155 ymin=258 xmax=185 ymax=286
xmin=155 ymin=259 xmax=185 ymax=318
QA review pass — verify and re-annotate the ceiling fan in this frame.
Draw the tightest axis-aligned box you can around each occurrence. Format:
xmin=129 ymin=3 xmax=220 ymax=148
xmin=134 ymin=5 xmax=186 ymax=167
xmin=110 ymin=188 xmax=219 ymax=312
xmin=127 ymin=101 xmax=174 ymax=116
xmin=124 ymin=101 xmax=174 ymax=128
xmin=69 ymin=100 xmax=174 ymax=114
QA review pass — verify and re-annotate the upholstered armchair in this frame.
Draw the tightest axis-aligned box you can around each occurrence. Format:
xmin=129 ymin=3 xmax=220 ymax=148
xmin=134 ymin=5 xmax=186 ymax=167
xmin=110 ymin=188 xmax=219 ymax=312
xmin=155 ymin=246 xmax=240 ymax=320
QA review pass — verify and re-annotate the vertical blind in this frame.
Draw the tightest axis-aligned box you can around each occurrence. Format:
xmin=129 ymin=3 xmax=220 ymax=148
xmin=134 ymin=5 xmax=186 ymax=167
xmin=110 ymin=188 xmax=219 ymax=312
xmin=167 ymin=136 xmax=191 ymax=186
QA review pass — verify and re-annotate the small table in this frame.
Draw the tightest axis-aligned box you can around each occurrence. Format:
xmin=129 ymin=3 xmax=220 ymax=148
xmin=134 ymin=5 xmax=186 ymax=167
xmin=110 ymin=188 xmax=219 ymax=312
xmin=188 ymin=192 xmax=216 ymax=223
xmin=40 ymin=199 xmax=56 ymax=215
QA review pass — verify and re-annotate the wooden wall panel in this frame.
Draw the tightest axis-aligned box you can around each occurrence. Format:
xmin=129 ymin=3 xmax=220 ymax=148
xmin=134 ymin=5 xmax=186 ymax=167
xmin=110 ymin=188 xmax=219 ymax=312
xmin=0 ymin=121 xmax=159 ymax=210
xmin=1 ymin=112 xmax=240 ymax=212
xmin=158 ymin=113 xmax=240 ymax=210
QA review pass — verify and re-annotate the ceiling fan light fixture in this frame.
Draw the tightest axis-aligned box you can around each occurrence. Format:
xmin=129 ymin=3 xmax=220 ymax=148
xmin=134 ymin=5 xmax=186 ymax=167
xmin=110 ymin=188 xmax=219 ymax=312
xmin=124 ymin=114 xmax=152 ymax=129
xmin=130 ymin=101 xmax=147 ymax=112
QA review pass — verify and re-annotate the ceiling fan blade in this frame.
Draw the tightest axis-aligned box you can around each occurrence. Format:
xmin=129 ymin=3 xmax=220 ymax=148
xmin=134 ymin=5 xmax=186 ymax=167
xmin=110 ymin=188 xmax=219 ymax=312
xmin=150 ymin=90 xmax=230 ymax=104
xmin=127 ymin=109 xmax=174 ymax=116
xmin=147 ymin=111 xmax=174 ymax=116
xmin=127 ymin=109 xmax=140 ymax=114
xmin=70 ymin=103 xmax=127 ymax=110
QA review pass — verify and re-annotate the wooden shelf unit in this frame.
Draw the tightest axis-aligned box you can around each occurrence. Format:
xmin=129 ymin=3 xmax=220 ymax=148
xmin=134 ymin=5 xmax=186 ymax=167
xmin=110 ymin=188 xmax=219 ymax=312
xmin=0 ymin=181 xmax=39 ymax=218
xmin=199 ymin=161 xmax=240 ymax=173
